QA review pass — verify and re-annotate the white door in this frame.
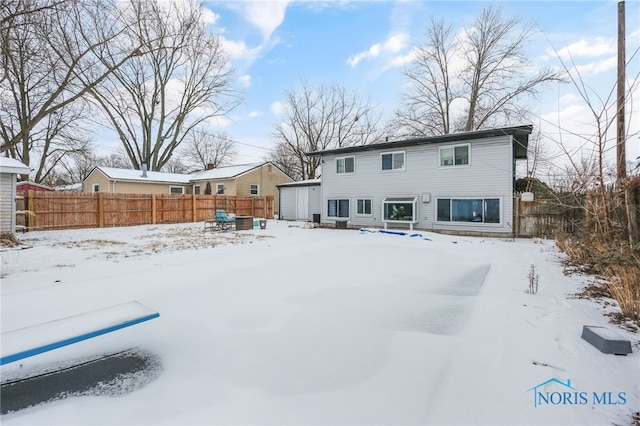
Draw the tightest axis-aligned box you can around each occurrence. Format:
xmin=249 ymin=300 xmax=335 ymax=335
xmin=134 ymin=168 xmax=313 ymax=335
xmin=296 ymin=187 xmax=309 ymax=220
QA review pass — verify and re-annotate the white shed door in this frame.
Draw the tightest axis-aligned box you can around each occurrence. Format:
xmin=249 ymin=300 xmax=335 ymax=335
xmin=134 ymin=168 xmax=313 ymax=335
xmin=296 ymin=187 xmax=309 ymax=220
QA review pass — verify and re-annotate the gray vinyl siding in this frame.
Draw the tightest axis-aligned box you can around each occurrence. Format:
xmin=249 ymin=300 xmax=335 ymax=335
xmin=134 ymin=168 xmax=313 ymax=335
xmin=319 ymin=135 xmax=515 ymax=234
xmin=278 ymin=184 xmax=322 ymax=221
xmin=278 ymin=186 xmax=297 ymax=220
xmin=0 ymin=172 xmax=17 ymax=234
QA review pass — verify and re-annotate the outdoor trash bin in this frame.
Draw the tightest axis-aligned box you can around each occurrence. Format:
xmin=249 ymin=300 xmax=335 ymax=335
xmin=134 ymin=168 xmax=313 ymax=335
xmin=259 ymin=219 xmax=267 ymax=229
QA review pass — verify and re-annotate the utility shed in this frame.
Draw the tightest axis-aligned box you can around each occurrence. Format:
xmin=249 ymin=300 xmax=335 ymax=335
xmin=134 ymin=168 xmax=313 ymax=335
xmin=277 ymin=179 xmax=321 ymax=222
xmin=0 ymin=157 xmax=30 ymax=235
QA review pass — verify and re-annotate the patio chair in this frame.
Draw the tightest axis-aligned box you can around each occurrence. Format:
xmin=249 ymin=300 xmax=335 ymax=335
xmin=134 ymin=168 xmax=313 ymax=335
xmin=215 ymin=209 xmax=235 ymax=231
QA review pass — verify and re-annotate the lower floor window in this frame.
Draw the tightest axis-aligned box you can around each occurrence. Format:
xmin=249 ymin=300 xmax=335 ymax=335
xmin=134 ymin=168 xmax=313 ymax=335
xmin=437 ymin=198 xmax=500 ymax=223
xmin=170 ymin=186 xmax=185 ymax=194
xmin=383 ymin=197 xmax=417 ymax=222
xmin=356 ymin=198 xmax=372 ymax=215
xmin=328 ymin=199 xmax=349 ymax=218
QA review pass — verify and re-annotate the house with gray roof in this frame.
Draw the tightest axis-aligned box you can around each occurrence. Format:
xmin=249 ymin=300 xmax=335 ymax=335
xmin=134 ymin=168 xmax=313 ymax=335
xmin=306 ymin=125 xmax=532 ymax=236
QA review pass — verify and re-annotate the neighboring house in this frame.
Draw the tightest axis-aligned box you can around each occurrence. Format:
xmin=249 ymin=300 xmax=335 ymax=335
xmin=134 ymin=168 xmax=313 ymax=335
xmin=81 ymin=162 xmax=293 ymax=216
xmin=16 ymin=181 xmax=53 ymax=192
xmin=83 ymin=166 xmax=193 ymax=195
xmin=190 ymin=162 xmax=293 ymax=215
xmin=277 ymin=179 xmax=321 ymax=221
xmin=306 ymin=125 xmax=532 ymax=235
xmin=0 ymin=157 xmax=31 ymax=235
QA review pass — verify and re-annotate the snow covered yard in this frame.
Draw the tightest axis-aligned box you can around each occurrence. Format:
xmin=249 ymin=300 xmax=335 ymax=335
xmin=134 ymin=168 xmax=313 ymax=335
xmin=1 ymin=221 xmax=638 ymax=425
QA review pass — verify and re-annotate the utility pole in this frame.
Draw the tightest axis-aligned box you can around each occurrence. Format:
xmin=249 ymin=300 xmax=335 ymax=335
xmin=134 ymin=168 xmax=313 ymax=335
xmin=616 ymin=1 xmax=626 ymax=180
xmin=617 ymin=1 xmax=638 ymax=247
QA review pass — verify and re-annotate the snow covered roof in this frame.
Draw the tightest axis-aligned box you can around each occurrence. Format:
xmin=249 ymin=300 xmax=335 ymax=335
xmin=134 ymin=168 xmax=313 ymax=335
xmin=277 ymin=178 xmax=321 ymax=188
xmin=0 ymin=157 xmax=30 ymax=175
xmin=92 ymin=166 xmax=192 ymax=184
xmin=190 ymin=163 xmax=268 ymax=181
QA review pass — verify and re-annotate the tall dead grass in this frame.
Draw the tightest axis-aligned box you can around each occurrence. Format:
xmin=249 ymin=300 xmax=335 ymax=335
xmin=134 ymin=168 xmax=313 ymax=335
xmin=556 ymin=232 xmax=640 ymax=326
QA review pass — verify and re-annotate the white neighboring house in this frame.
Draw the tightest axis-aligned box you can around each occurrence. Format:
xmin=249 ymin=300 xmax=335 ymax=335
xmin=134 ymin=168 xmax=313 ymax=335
xmin=277 ymin=179 xmax=321 ymax=222
xmin=0 ymin=157 xmax=31 ymax=235
xmin=306 ymin=125 xmax=532 ymax=235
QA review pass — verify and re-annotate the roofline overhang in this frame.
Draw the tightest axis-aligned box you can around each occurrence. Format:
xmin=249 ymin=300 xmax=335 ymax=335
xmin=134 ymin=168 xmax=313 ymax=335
xmin=305 ymin=125 xmax=532 ymax=159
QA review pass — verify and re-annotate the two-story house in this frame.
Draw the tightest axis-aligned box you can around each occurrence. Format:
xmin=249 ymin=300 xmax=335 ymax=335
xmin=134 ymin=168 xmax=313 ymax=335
xmin=306 ymin=125 xmax=532 ymax=236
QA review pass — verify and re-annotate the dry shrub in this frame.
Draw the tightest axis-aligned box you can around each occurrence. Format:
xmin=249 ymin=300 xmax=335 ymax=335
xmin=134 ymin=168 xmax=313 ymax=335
xmin=556 ymin=232 xmax=640 ymax=326
xmin=605 ymin=262 xmax=640 ymax=326
xmin=0 ymin=233 xmax=21 ymax=248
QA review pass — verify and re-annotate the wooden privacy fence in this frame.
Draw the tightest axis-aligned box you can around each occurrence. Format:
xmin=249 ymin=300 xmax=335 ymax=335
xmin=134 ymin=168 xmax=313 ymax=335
xmin=17 ymin=191 xmax=274 ymax=231
xmin=514 ymin=196 xmax=583 ymax=237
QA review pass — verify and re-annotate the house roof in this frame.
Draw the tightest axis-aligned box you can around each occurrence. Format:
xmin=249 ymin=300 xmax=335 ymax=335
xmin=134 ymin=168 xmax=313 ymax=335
xmin=90 ymin=166 xmax=192 ymax=184
xmin=305 ymin=125 xmax=533 ymax=159
xmin=17 ymin=181 xmax=53 ymax=191
xmin=0 ymin=157 xmax=31 ymax=175
xmin=190 ymin=162 xmax=286 ymax=182
xmin=277 ymin=178 xmax=321 ymax=188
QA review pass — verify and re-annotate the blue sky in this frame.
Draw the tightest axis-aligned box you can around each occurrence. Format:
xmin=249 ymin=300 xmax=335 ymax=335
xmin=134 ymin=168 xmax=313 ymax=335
xmin=98 ymin=1 xmax=640 ymax=171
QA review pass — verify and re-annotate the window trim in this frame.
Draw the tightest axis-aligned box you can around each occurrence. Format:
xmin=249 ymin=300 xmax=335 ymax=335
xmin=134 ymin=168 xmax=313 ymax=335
xmin=436 ymin=197 xmax=502 ymax=224
xmin=169 ymin=186 xmax=185 ymax=194
xmin=381 ymin=151 xmax=406 ymax=172
xmin=439 ymin=143 xmax=470 ymax=167
xmin=336 ymin=156 xmax=355 ymax=174
xmin=382 ymin=197 xmax=418 ymax=223
xmin=250 ymin=184 xmax=259 ymax=195
xmin=327 ymin=198 xmax=350 ymax=219
xmin=356 ymin=198 xmax=373 ymax=216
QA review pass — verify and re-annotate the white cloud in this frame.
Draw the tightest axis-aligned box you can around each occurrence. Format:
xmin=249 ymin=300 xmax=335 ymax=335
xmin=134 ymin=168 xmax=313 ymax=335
xmin=248 ymin=110 xmax=261 ymax=118
xmin=347 ymin=33 xmax=411 ymax=68
xmin=220 ymin=38 xmax=263 ymax=62
xmin=572 ymin=56 xmax=617 ymax=77
xmin=271 ymin=101 xmax=286 ymax=115
xmin=238 ymin=74 xmax=252 ymax=88
xmin=238 ymin=1 xmax=290 ymax=40
xmin=551 ymin=37 xmax=616 ymax=61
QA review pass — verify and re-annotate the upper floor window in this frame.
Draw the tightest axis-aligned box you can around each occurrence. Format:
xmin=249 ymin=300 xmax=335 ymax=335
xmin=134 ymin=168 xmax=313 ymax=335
xmin=92 ymin=184 xmax=99 ymax=192
xmin=336 ymin=156 xmax=355 ymax=174
xmin=250 ymin=184 xmax=259 ymax=195
xmin=440 ymin=144 xmax=470 ymax=167
xmin=381 ymin=151 xmax=405 ymax=171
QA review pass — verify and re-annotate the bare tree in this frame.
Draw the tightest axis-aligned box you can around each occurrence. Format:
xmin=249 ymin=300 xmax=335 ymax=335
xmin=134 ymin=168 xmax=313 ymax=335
xmin=541 ymin=32 xmax=640 ymax=244
xmin=180 ymin=129 xmax=238 ymax=170
xmin=270 ymin=80 xmax=382 ymax=180
xmin=89 ymin=0 xmax=239 ymax=172
xmin=0 ymin=0 xmax=142 ymax=158
xmin=97 ymin=152 xmax=131 ymax=169
xmin=393 ymin=5 xmax=561 ymax=137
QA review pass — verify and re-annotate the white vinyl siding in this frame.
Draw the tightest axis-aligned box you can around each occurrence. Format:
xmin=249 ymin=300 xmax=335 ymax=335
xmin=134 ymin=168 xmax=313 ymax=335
xmin=318 ymin=135 xmax=514 ymax=233
xmin=0 ymin=173 xmax=16 ymax=234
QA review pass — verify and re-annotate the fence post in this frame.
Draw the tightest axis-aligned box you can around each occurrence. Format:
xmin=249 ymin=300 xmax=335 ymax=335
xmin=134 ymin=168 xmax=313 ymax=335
xmin=513 ymin=195 xmax=520 ymax=238
xmin=152 ymin=194 xmax=157 ymax=224
xmin=192 ymin=194 xmax=197 ymax=222
xmin=98 ymin=193 xmax=105 ymax=228
xmin=27 ymin=190 xmax=35 ymax=230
